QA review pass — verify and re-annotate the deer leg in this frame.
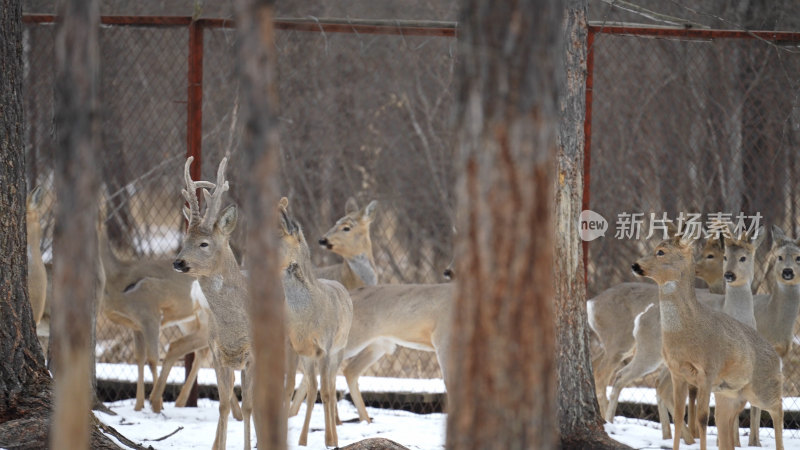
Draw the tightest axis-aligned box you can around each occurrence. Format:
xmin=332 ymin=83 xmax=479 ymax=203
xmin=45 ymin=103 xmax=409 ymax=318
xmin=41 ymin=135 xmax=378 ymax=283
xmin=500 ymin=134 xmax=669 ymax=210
xmin=211 ymin=350 xmax=232 ymax=450
xmin=343 ymin=341 xmax=394 ymax=423
xmin=693 ymin=381 xmax=711 ymax=450
xmin=150 ymin=331 xmax=208 ymax=412
xmin=319 ymin=355 xmax=339 ymax=448
xmin=593 ymin=351 xmax=626 ymax=419
xmin=605 ymin=342 xmax=662 ymax=422
xmin=133 ymin=331 xmax=146 ymax=411
xmin=176 ymin=346 xmax=209 ymax=407
xmin=671 ymin=375 xmax=689 ymax=450
xmin=687 ymin=385 xmax=698 ymax=440
xmin=655 ymin=370 xmax=695 ymax=444
xmin=764 ymin=401 xmax=784 ymax=450
xmin=241 ymin=367 xmax=252 ymax=450
xmin=141 ymin=319 xmax=160 ymax=411
xmin=298 ymin=359 xmax=317 ymax=447
xmin=713 ymin=395 xmax=739 ymax=450
xmin=284 ymin=345 xmax=299 ymax=416
xmin=749 ymin=405 xmax=761 ymax=447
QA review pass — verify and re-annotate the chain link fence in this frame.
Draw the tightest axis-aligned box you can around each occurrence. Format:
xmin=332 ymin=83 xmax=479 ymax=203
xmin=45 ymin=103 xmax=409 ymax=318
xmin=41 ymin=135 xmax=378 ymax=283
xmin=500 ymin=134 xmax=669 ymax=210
xmin=22 ymin=16 xmax=456 ymax=412
xmin=587 ymin=27 xmax=800 ymax=431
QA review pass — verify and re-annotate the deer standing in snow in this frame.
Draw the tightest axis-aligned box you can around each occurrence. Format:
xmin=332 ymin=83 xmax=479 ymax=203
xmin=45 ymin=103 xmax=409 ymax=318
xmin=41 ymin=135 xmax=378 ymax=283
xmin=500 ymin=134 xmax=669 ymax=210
xmin=173 ymin=157 xmax=255 ymax=449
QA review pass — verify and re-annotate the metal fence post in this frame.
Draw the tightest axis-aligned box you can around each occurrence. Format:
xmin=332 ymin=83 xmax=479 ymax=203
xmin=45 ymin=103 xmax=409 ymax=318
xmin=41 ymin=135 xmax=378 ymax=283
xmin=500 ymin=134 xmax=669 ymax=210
xmin=184 ymin=18 xmax=204 ymax=408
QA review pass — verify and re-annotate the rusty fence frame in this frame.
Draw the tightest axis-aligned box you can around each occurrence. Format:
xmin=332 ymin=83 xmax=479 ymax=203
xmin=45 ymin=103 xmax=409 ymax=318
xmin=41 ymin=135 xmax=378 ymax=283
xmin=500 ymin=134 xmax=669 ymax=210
xmin=21 ymin=13 xmax=457 ymax=407
xmin=582 ymin=24 xmax=800 ymax=282
xmin=22 ymin=12 xmax=800 ymax=414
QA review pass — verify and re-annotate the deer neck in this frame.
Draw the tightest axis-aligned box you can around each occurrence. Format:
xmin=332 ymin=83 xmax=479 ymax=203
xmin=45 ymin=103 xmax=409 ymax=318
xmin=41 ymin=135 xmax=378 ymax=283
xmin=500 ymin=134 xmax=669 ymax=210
xmin=282 ymin=254 xmax=319 ymax=311
xmin=27 ymin=225 xmax=42 ymax=263
xmin=767 ymin=276 xmax=800 ymax=334
xmin=722 ymin=282 xmax=756 ymax=329
xmin=342 ymin=253 xmax=378 ymax=287
xmin=657 ymin=276 xmax=699 ymax=333
xmin=198 ymin=247 xmax=249 ymax=323
xmin=707 ymin=277 xmax=726 ymax=295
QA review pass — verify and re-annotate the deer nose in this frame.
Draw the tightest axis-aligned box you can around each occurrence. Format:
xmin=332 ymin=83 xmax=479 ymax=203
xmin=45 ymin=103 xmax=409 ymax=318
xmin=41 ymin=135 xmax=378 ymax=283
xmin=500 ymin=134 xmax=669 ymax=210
xmin=173 ymin=259 xmax=189 ymax=273
xmin=443 ymin=268 xmax=454 ymax=280
xmin=724 ymin=271 xmax=736 ymax=282
xmin=631 ymin=263 xmax=644 ymax=276
xmin=783 ymin=268 xmax=795 ymax=281
xmin=318 ymin=238 xmax=332 ymax=249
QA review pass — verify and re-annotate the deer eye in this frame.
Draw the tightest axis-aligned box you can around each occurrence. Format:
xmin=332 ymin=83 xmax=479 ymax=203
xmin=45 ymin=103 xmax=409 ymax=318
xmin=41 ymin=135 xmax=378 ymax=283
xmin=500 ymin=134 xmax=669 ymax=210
xmin=656 ymin=250 xmax=664 ymax=256
xmin=796 ymin=256 xmax=800 ymax=263
xmin=200 ymin=242 xmax=209 ymax=248
xmin=779 ymin=256 xmax=784 ymax=261
xmin=343 ymin=226 xmax=351 ymax=232
xmin=706 ymin=254 xmax=714 ymax=259
xmin=739 ymin=256 xmax=746 ymax=262
xmin=723 ymin=256 xmax=727 ymax=261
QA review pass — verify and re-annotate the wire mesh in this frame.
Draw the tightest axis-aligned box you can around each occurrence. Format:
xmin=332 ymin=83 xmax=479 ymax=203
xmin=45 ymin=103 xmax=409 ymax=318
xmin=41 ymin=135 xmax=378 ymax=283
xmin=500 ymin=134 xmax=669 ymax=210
xmin=587 ymin=29 xmax=800 ymax=430
xmin=21 ymin=17 xmax=456 ymax=412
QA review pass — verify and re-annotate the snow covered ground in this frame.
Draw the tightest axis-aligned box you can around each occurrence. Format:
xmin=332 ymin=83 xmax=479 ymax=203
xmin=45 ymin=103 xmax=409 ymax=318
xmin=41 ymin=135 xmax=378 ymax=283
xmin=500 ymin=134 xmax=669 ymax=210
xmin=95 ymin=364 xmax=800 ymax=449
xmin=95 ymin=397 xmax=800 ymax=450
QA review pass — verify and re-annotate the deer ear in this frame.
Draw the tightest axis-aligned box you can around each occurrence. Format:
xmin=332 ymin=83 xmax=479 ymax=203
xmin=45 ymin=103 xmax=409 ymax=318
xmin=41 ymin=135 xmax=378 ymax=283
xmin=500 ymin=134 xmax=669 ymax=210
xmin=183 ymin=206 xmax=191 ymax=223
xmin=678 ymin=232 xmax=697 ymax=249
xmin=279 ymin=206 xmax=295 ymax=236
xmin=345 ymin=197 xmax=359 ymax=215
xmin=772 ymin=225 xmax=792 ymax=248
xmin=666 ymin=222 xmax=679 ymax=238
xmin=362 ymin=200 xmax=378 ymax=222
xmin=751 ymin=225 xmax=767 ymax=250
xmin=29 ymin=185 xmax=44 ymax=209
xmin=217 ymin=205 xmax=237 ymax=235
xmin=279 ymin=196 xmax=289 ymax=210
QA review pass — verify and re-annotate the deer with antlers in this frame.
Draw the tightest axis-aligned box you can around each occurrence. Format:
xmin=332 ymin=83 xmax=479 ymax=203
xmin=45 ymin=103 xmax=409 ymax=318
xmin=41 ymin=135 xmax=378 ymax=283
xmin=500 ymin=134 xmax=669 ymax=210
xmin=173 ymin=156 xmax=256 ymax=450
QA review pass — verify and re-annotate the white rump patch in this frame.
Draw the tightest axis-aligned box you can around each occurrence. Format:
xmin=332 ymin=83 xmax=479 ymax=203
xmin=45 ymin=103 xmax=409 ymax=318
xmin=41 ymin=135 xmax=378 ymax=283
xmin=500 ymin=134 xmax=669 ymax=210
xmin=191 ymin=280 xmax=210 ymax=310
xmin=633 ymin=303 xmax=656 ymax=338
xmin=586 ymin=299 xmax=598 ymax=333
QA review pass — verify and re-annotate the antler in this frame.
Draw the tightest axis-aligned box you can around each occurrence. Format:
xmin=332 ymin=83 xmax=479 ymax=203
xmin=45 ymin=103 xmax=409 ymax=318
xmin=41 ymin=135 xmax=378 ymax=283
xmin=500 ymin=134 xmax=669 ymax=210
xmin=182 ymin=156 xmax=216 ymax=227
xmin=199 ymin=157 xmax=230 ymax=229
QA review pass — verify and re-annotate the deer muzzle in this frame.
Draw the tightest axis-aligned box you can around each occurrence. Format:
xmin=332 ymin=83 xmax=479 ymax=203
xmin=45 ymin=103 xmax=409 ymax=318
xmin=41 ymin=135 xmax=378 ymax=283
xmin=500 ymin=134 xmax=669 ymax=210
xmin=724 ymin=271 xmax=736 ymax=283
xmin=631 ymin=263 xmax=645 ymax=276
xmin=173 ymin=259 xmax=190 ymax=273
xmin=783 ymin=268 xmax=795 ymax=281
xmin=318 ymin=237 xmax=333 ymax=249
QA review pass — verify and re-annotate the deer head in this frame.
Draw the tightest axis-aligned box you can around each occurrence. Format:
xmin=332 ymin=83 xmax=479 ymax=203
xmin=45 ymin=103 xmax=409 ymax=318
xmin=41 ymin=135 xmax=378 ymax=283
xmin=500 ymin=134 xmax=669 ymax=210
xmin=173 ymin=157 xmax=238 ymax=277
xmin=278 ymin=197 xmax=314 ymax=283
xmin=722 ymin=225 xmax=766 ymax=287
xmin=318 ymin=198 xmax=378 ymax=259
xmin=770 ymin=225 xmax=800 ymax=286
xmin=632 ymin=233 xmax=697 ymax=286
xmin=695 ymin=236 xmax=724 ymax=286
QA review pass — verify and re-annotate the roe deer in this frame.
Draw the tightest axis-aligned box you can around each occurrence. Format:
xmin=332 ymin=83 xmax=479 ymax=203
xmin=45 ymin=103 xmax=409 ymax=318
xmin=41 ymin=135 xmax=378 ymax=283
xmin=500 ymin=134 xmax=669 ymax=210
xmin=27 ymin=186 xmax=48 ymax=325
xmin=588 ymin=235 xmax=724 ymax=417
xmin=289 ymin=198 xmax=382 ymax=422
xmin=278 ymin=197 xmax=353 ymax=447
xmin=632 ymin=233 xmax=783 ymax=450
xmin=173 ymin=157 xmax=256 ymax=450
xmin=98 ymin=224 xmax=216 ymax=413
xmin=605 ymin=227 xmax=765 ymax=442
xmin=315 ymin=198 xmax=379 ymax=289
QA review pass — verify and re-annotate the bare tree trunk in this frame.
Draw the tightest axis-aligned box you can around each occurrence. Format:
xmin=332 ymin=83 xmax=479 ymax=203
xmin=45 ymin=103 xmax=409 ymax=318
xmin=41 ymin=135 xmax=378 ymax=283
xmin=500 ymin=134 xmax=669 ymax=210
xmin=445 ymin=1 xmax=561 ymax=449
xmin=555 ymin=3 xmax=633 ymax=449
xmin=235 ymin=0 xmax=286 ymax=448
xmin=0 ymin=2 xmax=117 ymax=448
xmin=50 ymin=0 xmax=100 ymax=448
